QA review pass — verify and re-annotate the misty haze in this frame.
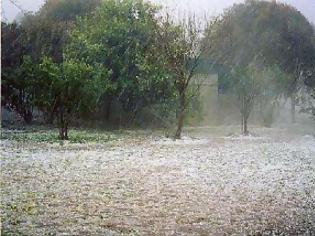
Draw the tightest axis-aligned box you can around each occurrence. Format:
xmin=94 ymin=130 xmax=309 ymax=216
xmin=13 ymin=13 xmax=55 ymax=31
xmin=1 ymin=0 xmax=315 ymax=235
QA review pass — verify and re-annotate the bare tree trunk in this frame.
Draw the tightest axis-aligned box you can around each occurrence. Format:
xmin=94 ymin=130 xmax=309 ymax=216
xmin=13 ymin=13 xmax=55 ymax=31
xmin=241 ymin=113 xmax=244 ymax=134
xmin=58 ymin=121 xmax=65 ymax=140
xmin=64 ymin=122 xmax=69 ymax=140
xmin=59 ymin=122 xmax=69 ymax=140
xmin=243 ymin=115 xmax=249 ymax=136
xmin=240 ymin=95 xmax=249 ymax=136
xmin=291 ymin=95 xmax=296 ymax=124
xmin=174 ymin=93 xmax=185 ymax=139
xmin=174 ymin=111 xmax=185 ymax=139
xmin=58 ymin=106 xmax=68 ymax=140
xmin=59 ymin=124 xmax=65 ymax=140
xmin=241 ymin=96 xmax=245 ymax=134
xmin=129 ymin=105 xmax=140 ymax=127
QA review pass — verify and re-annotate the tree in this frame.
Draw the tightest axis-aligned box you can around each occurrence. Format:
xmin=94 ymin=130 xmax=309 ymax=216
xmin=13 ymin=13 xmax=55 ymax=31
xmin=1 ymin=22 xmax=37 ymax=123
xmin=37 ymin=0 xmax=101 ymax=21
xmin=66 ymin=0 xmax=174 ymax=124
xmin=20 ymin=14 xmax=68 ymax=63
xmin=156 ymin=15 xmax=206 ymax=139
xmin=19 ymin=0 xmax=101 ymax=63
xmin=1 ymin=0 xmax=101 ymax=124
xmin=2 ymin=0 xmax=102 ymax=124
xmin=3 ymin=57 xmax=38 ymax=123
xmin=37 ymin=58 xmax=110 ymax=139
xmin=205 ymin=0 xmax=315 ymax=125
xmin=229 ymin=64 xmax=266 ymax=135
xmin=1 ymin=22 xmax=20 ymax=101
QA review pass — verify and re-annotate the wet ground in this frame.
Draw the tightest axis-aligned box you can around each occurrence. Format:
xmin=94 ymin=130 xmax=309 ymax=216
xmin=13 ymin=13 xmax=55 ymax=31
xmin=1 ymin=126 xmax=315 ymax=235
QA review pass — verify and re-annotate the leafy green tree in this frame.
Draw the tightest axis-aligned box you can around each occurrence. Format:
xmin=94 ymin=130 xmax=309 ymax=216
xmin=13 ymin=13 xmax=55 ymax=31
xmin=3 ymin=56 xmax=37 ymax=123
xmin=1 ymin=22 xmax=24 ymax=107
xmin=1 ymin=18 xmax=67 ymax=124
xmin=37 ymin=57 xmax=110 ymax=139
xmin=66 ymin=0 xmax=174 ymax=123
xmin=1 ymin=22 xmax=37 ymax=123
xmin=1 ymin=0 xmax=102 ymax=124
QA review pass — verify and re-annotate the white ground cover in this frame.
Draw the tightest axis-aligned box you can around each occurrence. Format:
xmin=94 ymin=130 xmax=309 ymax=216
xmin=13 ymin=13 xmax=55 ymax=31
xmin=1 ymin=129 xmax=315 ymax=235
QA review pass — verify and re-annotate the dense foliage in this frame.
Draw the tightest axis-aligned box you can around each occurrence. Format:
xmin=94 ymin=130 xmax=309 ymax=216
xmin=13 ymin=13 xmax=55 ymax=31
xmin=1 ymin=0 xmax=315 ymax=138
xmin=66 ymin=0 xmax=174 ymax=121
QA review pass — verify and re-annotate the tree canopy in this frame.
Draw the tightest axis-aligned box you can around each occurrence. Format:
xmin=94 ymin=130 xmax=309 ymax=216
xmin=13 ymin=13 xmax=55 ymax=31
xmin=204 ymin=0 xmax=315 ymax=131
xmin=67 ymin=0 xmax=174 ymax=115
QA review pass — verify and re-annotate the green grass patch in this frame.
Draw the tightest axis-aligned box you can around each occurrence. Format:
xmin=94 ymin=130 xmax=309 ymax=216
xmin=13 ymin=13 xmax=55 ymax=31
xmin=1 ymin=128 xmax=123 ymax=143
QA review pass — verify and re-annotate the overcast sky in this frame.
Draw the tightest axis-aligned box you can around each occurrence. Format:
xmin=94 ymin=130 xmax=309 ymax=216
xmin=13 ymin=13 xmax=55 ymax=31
xmin=2 ymin=0 xmax=315 ymax=24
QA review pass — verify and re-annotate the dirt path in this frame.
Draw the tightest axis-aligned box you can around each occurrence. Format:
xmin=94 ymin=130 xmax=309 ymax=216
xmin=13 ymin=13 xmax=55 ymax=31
xmin=1 ymin=132 xmax=315 ymax=235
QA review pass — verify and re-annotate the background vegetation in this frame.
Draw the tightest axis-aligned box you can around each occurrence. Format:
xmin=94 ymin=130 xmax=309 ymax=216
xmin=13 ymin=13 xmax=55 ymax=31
xmin=2 ymin=0 xmax=315 ymax=139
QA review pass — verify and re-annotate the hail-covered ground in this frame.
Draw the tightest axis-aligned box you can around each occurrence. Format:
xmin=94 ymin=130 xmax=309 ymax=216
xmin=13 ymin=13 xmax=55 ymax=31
xmin=1 ymin=125 xmax=315 ymax=235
